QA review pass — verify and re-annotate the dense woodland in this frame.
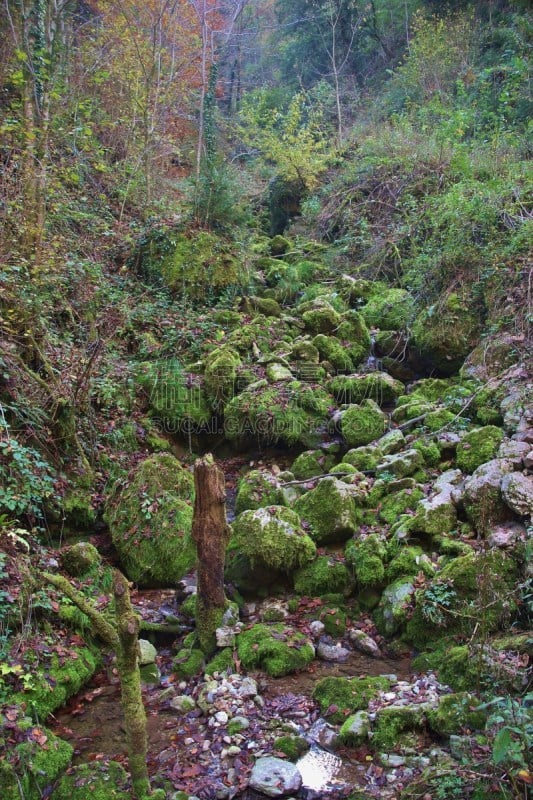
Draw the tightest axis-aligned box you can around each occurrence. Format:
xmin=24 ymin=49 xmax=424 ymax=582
xmin=0 ymin=1 xmax=532 ymax=799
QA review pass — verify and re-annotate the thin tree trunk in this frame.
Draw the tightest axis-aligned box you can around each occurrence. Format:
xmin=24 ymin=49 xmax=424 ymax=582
xmin=114 ymin=571 xmax=151 ymax=800
xmin=191 ymin=454 xmax=231 ymax=656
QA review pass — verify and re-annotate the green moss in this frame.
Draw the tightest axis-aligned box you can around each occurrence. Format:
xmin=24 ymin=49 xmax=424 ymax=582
xmin=300 ymin=299 xmax=342 ymax=334
xmin=51 ymin=761 xmax=130 ymax=800
xmin=372 ymin=706 xmax=424 ymax=750
xmin=336 ymin=310 xmax=372 ymax=366
xmin=273 ymin=735 xmax=309 ymax=761
xmin=345 ymin=534 xmax=386 ymax=588
xmin=160 ymin=230 xmax=242 ymax=301
xmin=224 ymin=381 xmax=333 ymax=448
xmin=342 ymin=446 xmax=381 ymax=472
xmin=104 ymin=454 xmax=196 ymax=587
xmin=378 ymin=487 xmax=425 ymax=525
xmin=338 ymin=711 xmax=371 ymax=746
xmin=312 ymin=334 xmax=354 ymax=371
xmin=424 ymin=409 xmax=457 ymax=432
xmin=294 ymin=478 xmax=361 ymax=544
xmin=230 ymin=507 xmax=316 ymax=573
xmin=293 ymin=556 xmax=353 ymax=596
xmin=62 ymin=489 xmax=96 ymax=530
xmin=412 ymin=440 xmax=441 ymax=467
xmin=456 ymin=426 xmax=504 ymax=473
xmin=234 ymin=470 xmax=285 ymax=514
xmin=291 ymin=450 xmax=335 ymax=480
xmin=12 ymin=647 xmax=100 ymax=718
xmin=136 ymin=362 xmax=213 ymax=430
xmin=360 ymin=289 xmax=415 ymax=331
xmin=319 ymin=606 xmax=347 ymax=637
xmin=427 ymin=693 xmax=487 ymax=737
xmin=60 ymin=542 xmax=100 ymax=577
xmin=385 ymin=546 xmax=435 ymax=583
xmin=269 ymin=234 xmax=291 ymax=255
xmin=312 ymin=676 xmax=392 ymax=723
xmin=421 ymin=645 xmax=481 ymax=691
xmin=173 ymin=647 xmax=204 ymax=679
xmin=180 ymin=593 xmax=197 ymax=620
xmin=329 ymin=373 xmax=404 ymax=406
xmin=0 ymin=719 xmax=73 ymax=800
xmin=472 ymin=385 xmax=505 ymax=426
xmin=203 ymin=345 xmax=242 ymax=408
xmin=373 ymin=578 xmax=416 ymax=637
xmin=341 ymin=400 xmax=387 ymax=447
xmin=412 ymin=293 xmax=481 ymax=376
xmin=237 ymin=623 xmax=315 ymax=677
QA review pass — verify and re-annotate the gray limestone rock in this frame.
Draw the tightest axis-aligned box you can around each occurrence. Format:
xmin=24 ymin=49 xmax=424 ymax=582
xmin=249 ymin=757 xmax=302 ymax=797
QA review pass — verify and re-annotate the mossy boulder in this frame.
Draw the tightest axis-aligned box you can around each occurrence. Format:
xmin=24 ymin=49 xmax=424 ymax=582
xmin=60 ymin=542 xmax=101 ymax=577
xmin=312 ymin=675 xmax=392 ymax=724
xmin=244 ymin=296 xmax=282 ymax=318
xmin=313 ymin=334 xmax=354 ymax=371
xmin=290 ymin=449 xmax=336 ymax=480
xmin=0 ymin=718 xmax=73 ymax=800
xmin=294 ymin=478 xmax=362 ymax=544
xmin=339 ymin=711 xmax=371 ymax=746
xmin=405 ymin=551 xmax=518 ymax=647
xmin=374 ymin=578 xmax=416 ymax=637
xmin=237 ymin=623 xmax=315 ymax=677
xmin=360 ymin=288 xmax=415 ymax=331
xmin=160 ymin=230 xmax=242 ymax=301
xmin=105 ymin=454 xmax=196 ymax=587
xmin=203 ymin=346 xmax=242 ymax=409
xmin=372 ymin=705 xmax=425 ymax=750
xmin=51 ymin=761 xmax=130 ymax=800
xmin=376 ymin=449 xmax=424 ymax=478
xmin=341 ymin=400 xmax=387 ymax=448
xmin=378 ymin=486 xmax=425 ymax=525
xmin=234 ymin=470 xmax=285 ymax=515
xmin=290 ymin=339 xmax=320 ymax=363
xmin=273 ymin=735 xmax=309 ymax=761
xmin=230 ymin=507 xmax=316 ymax=575
xmin=61 ymin=489 xmax=96 ymax=530
xmin=411 ymin=293 xmax=481 ymax=376
xmin=329 ymin=373 xmax=404 ymax=406
xmin=137 ymin=361 xmax=213 ymax=431
xmin=342 ymin=445 xmax=381 ymax=472
xmin=456 ymin=426 xmax=505 ymax=474
xmin=336 ymin=310 xmax=372 ymax=365
xmin=385 ymin=546 xmax=435 ymax=583
xmin=299 ymin=298 xmax=342 ymax=334
xmin=224 ymin=381 xmax=333 ymax=448
xmin=345 ymin=534 xmax=387 ymax=588
xmin=427 ymin=693 xmax=487 ymax=737
xmin=173 ymin=646 xmax=205 ymax=679
xmin=293 ymin=555 xmax=354 ymax=596
xmin=462 ymin=458 xmax=515 ymax=534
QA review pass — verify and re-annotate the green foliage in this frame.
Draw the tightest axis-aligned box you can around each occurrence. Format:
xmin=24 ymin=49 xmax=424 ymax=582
xmin=0 ymin=422 xmax=57 ymax=522
xmin=481 ymin=694 xmax=533 ymax=776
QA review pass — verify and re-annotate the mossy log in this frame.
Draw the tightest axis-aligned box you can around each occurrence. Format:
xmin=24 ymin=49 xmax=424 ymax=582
xmin=191 ymin=454 xmax=231 ymax=656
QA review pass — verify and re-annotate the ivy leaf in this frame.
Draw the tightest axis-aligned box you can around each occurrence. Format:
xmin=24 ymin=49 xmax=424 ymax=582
xmin=492 ymin=727 xmax=512 ymax=764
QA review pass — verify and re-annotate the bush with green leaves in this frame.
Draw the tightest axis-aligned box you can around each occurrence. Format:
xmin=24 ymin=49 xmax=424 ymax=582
xmin=0 ymin=428 xmax=57 ymax=522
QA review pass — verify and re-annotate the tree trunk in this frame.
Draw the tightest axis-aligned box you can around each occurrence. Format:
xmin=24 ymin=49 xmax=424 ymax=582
xmin=113 ymin=570 xmax=151 ymax=800
xmin=191 ymin=454 xmax=231 ymax=656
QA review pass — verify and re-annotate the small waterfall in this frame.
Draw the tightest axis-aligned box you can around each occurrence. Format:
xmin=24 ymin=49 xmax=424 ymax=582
xmin=364 ymin=331 xmax=383 ymax=372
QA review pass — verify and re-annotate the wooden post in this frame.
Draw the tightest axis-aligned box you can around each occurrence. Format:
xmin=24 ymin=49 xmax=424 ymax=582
xmin=191 ymin=454 xmax=231 ymax=656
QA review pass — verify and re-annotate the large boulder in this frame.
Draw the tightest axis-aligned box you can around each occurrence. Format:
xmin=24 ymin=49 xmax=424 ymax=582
xmin=234 ymin=470 xmax=285 ymax=514
xmin=229 ymin=507 xmax=316 ymax=575
xmin=501 ymin=472 xmax=533 ymax=517
xmin=104 ymin=454 xmax=196 ymax=587
xmin=462 ymin=458 xmax=515 ymax=534
xmin=328 ymin=372 xmax=404 ymax=406
xmin=294 ymin=478 xmax=362 ymax=544
xmin=411 ymin=292 xmax=481 ymax=376
xmin=456 ymin=426 xmax=504 ymax=474
xmin=360 ymin=288 xmax=415 ymax=331
xmin=341 ymin=399 xmax=387 ymax=447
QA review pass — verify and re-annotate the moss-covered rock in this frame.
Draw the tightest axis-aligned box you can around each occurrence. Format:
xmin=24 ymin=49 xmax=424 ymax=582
xmin=378 ymin=486 xmax=425 ymax=525
xmin=463 ymin=458 xmax=515 ymax=534
xmin=342 ymin=445 xmax=381 ymax=472
xmin=345 ymin=534 xmax=387 ymax=588
xmin=336 ymin=310 xmax=372 ymax=366
xmin=51 ymin=761 xmax=130 ymax=800
xmin=273 ymin=735 xmax=309 ymax=760
xmin=360 ymin=289 xmax=415 ymax=331
xmin=137 ymin=361 xmax=213 ymax=431
xmin=224 ymin=380 xmax=333 ymax=448
xmin=234 ymin=470 xmax=285 ymax=515
xmin=61 ymin=489 xmax=96 ymax=531
xmin=423 ymin=409 xmax=456 ymax=432
xmin=376 ymin=449 xmax=424 ymax=478
xmin=299 ymin=298 xmax=342 ymax=334
xmin=318 ymin=605 xmax=347 ymax=637
xmin=456 ymin=426 xmax=505 ymax=474
xmin=411 ymin=292 xmax=481 ymax=376
xmin=290 ymin=450 xmax=336 ymax=480
xmin=173 ymin=646 xmax=205 ymax=679
xmin=372 ymin=705 xmax=425 ymax=750
xmin=105 ymin=454 xmax=196 ymax=587
xmin=427 ymin=693 xmax=487 ymax=737
xmin=329 ymin=373 xmax=404 ymax=406
xmin=293 ymin=555 xmax=354 ymax=596
xmin=339 ymin=711 xmax=371 ymax=746
xmin=0 ymin=718 xmax=73 ymax=800
xmin=373 ymin=578 xmax=416 ymax=637
xmin=60 ymin=542 xmax=101 ymax=577
xmin=230 ymin=507 xmax=316 ymax=574
xmin=405 ymin=551 xmax=518 ymax=647
xmin=341 ymin=400 xmax=387 ymax=448
xmin=237 ymin=623 xmax=315 ymax=677
xmin=312 ymin=334 xmax=354 ymax=371
xmin=312 ymin=675 xmax=392 ymax=723
xmin=160 ymin=230 xmax=242 ymax=300
xmin=294 ymin=478 xmax=362 ymax=544
xmin=203 ymin=346 xmax=242 ymax=409
xmin=385 ymin=546 xmax=435 ymax=583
